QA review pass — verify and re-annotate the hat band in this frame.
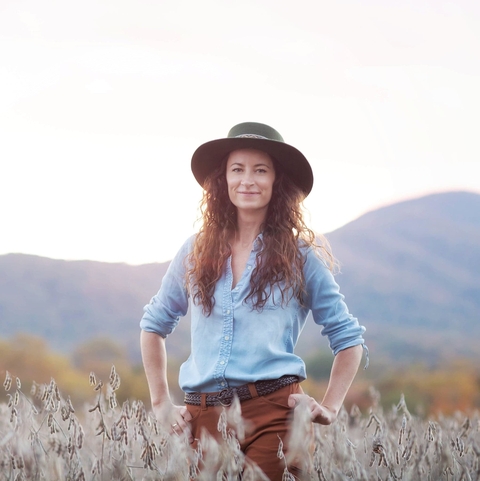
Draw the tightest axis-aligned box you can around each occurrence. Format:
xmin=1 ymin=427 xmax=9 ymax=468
xmin=234 ymin=134 xmax=268 ymax=139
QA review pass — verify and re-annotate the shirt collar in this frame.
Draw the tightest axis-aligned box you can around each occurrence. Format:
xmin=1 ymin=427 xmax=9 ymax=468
xmin=252 ymin=233 xmax=264 ymax=253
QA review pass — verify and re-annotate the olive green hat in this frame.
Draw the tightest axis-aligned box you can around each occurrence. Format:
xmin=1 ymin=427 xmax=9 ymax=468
xmin=191 ymin=122 xmax=314 ymax=196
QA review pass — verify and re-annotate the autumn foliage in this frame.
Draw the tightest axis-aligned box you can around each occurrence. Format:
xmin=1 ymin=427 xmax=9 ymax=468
xmin=1 ymin=333 xmax=480 ymax=417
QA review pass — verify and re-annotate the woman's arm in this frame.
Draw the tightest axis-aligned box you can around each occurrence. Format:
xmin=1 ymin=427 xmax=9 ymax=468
xmin=140 ymin=330 xmax=193 ymax=441
xmin=288 ymin=344 xmax=363 ymax=424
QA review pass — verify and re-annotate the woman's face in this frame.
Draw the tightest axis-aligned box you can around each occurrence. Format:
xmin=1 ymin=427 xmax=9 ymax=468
xmin=226 ymin=149 xmax=276 ymax=216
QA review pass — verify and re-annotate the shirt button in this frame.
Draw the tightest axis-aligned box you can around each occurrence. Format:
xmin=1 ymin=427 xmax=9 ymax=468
xmin=221 ymin=382 xmax=226 ymax=386
xmin=220 ymin=360 xmax=225 ymax=365
xmin=226 ymin=310 xmax=231 ymax=315
xmin=224 ymin=336 xmax=230 ymax=341
xmin=247 ymin=265 xmax=252 ymax=270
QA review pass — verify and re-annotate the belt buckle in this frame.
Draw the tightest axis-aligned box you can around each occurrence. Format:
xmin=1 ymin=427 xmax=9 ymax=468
xmin=217 ymin=388 xmax=234 ymax=406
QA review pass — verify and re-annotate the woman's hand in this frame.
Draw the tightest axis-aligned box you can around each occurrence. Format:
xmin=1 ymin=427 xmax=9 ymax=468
xmin=141 ymin=332 xmax=194 ymax=443
xmin=288 ymin=345 xmax=363 ymax=425
xmin=153 ymin=401 xmax=194 ymax=443
xmin=288 ymin=393 xmax=337 ymax=425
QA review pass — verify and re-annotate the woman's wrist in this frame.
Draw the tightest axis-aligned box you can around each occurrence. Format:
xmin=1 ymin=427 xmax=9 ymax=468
xmin=151 ymin=395 xmax=172 ymax=408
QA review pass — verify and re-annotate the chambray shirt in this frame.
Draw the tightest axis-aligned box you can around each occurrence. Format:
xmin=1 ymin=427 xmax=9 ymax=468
xmin=140 ymin=235 xmax=366 ymax=393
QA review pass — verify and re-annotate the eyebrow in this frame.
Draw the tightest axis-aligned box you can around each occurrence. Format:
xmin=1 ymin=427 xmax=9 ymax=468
xmin=230 ymin=162 xmax=272 ymax=168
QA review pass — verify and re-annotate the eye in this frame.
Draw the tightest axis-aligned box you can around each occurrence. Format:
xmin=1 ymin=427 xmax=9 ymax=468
xmin=256 ymin=168 xmax=267 ymax=174
xmin=231 ymin=167 xmax=242 ymax=173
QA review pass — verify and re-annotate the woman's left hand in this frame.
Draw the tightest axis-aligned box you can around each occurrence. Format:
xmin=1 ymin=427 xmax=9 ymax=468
xmin=288 ymin=393 xmax=337 ymax=425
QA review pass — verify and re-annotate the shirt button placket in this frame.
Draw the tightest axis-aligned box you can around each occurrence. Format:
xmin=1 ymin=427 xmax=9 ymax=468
xmin=215 ymin=258 xmax=235 ymax=389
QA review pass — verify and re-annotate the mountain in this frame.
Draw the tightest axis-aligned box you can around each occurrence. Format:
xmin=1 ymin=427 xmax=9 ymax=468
xmin=1 ymin=191 xmax=479 ymax=366
xmin=320 ymin=190 xmax=480 ymax=363
xmin=0 ymin=256 xmax=173 ymax=360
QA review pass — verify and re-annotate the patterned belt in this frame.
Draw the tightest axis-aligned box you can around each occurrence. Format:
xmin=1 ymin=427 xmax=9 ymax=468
xmin=184 ymin=375 xmax=299 ymax=407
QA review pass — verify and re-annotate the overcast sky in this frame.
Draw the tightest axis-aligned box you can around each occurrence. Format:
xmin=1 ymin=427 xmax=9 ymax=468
xmin=1 ymin=0 xmax=479 ymax=264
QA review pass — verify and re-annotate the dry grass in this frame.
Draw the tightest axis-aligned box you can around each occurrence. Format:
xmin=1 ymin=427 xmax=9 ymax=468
xmin=1 ymin=370 xmax=479 ymax=480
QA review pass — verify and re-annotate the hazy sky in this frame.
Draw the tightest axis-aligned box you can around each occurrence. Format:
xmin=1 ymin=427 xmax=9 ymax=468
xmin=1 ymin=0 xmax=479 ymax=264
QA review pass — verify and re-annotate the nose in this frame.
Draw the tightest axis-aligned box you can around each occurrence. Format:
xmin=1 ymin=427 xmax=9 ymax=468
xmin=240 ymin=173 xmax=254 ymax=186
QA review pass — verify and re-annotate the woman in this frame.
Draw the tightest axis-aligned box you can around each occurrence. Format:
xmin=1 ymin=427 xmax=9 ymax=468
xmin=140 ymin=122 xmax=366 ymax=480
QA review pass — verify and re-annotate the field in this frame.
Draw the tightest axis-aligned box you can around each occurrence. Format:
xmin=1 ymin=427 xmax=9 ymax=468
xmin=1 ymin=368 xmax=479 ymax=480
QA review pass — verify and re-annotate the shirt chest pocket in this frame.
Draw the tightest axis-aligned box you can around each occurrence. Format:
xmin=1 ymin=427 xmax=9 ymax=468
xmin=262 ymin=298 xmax=281 ymax=310
xmin=241 ymin=295 xmax=280 ymax=311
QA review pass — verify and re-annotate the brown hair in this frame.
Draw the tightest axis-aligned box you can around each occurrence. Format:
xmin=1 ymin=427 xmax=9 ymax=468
xmin=187 ymin=157 xmax=335 ymax=315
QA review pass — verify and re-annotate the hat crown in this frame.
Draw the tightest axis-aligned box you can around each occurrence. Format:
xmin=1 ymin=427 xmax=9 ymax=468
xmin=227 ymin=122 xmax=284 ymax=143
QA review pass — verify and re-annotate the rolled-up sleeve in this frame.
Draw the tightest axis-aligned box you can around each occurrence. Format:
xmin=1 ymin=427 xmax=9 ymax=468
xmin=303 ymin=247 xmax=366 ymax=355
xmin=140 ymin=237 xmax=193 ymax=338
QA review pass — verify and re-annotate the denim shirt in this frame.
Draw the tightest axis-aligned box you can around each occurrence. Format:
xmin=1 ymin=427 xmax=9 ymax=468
xmin=140 ymin=235 xmax=366 ymax=393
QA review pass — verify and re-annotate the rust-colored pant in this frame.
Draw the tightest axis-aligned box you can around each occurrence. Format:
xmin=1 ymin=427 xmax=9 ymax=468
xmin=185 ymin=382 xmax=304 ymax=480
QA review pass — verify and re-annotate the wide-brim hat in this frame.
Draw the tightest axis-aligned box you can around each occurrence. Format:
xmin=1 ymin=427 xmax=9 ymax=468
xmin=191 ymin=122 xmax=314 ymax=197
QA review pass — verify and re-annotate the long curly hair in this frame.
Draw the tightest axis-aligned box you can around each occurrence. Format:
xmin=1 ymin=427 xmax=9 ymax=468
xmin=187 ymin=156 xmax=335 ymax=316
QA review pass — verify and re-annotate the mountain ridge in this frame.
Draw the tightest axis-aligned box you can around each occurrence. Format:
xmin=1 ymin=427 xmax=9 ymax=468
xmin=320 ymin=190 xmax=480 ymax=363
xmin=1 ymin=190 xmax=479 ymax=365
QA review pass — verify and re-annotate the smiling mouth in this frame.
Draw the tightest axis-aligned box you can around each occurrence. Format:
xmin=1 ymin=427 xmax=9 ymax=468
xmin=238 ymin=191 xmax=260 ymax=194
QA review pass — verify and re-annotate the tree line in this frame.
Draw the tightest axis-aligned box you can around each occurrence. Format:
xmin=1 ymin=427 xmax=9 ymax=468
xmin=1 ymin=333 xmax=479 ymax=416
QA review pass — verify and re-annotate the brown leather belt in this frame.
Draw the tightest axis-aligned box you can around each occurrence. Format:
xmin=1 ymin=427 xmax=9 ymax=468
xmin=184 ymin=375 xmax=299 ymax=407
